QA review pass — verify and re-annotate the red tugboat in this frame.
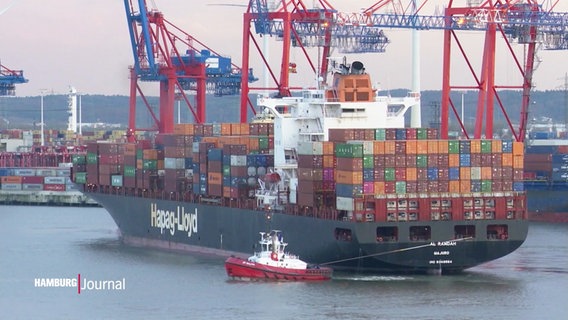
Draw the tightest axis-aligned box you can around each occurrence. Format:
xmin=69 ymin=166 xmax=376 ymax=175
xmin=225 ymin=230 xmax=333 ymax=281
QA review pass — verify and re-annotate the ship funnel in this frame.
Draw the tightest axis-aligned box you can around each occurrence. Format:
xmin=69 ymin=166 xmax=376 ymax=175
xmin=351 ymin=61 xmax=364 ymax=74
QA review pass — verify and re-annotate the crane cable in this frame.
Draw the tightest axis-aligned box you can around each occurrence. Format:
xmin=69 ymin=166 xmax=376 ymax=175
xmin=319 ymin=236 xmax=474 ymax=266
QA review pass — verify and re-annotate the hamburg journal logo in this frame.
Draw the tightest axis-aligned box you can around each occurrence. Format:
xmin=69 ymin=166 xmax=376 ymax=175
xmin=34 ymin=274 xmax=126 ymax=294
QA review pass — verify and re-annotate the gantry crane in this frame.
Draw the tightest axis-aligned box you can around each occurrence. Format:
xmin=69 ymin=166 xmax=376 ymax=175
xmin=0 ymin=63 xmax=27 ymax=96
xmin=123 ymin=0 xmax=256 ymax=139
xmin=240 ymin=0 xmax=391 ymax=123
xmin=241 ymin=0 xmax=568 ymax=142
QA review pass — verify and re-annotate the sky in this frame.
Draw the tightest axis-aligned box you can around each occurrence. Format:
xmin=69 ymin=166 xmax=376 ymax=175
xmin=0 ymin=0 xmax=567 ymax=97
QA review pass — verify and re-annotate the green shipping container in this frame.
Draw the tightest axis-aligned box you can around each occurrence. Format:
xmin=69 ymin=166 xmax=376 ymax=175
xmin=87 ymin=152 xmax=98 ymax=164
xmin=375 ymin=129 xmax=386 ymax=141
xmin=481 ymin=180 xmax=492 ymax=192
xmin=143 ymin=159 xmax=157 ymax=170
xmin=111 ymin=175 xmax=123 ymax=187
xmin=136 ymin=149 xmax=144 ymax=159
xmin=448 ymin=140 xmax=460 ymax=154
xmin=416 ymin=155 xmax=428 ymax=167
xmin=335 ymin=143 xmax=363 ymax=158
xmin=74 ymin=172 xmax=87 ymax=184
xmin=395 ymin=181 xmax=407 ymax=194
xmin=72 ymin=154 xmax=86 ymax=165
xmin=417 ymin=128 xmax=428 ymax=140
xmin=481 ymin=140 xmax=492 ymax=153
xmin=258 ymin=137 xmax=269 ymax=150
xmin=223 ymin=165 xmax=231 ymax=176
xmin=363 ymin=155 xmax=374 ymax=169
xmin=384 ymin=168 xmax=395 ymax=181
xmin=124 ymin=166 xmax=136 ymax=177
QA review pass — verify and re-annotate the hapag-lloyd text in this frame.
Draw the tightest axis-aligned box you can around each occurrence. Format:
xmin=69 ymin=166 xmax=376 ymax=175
xmin=150 ymin=204 xmax=198 ymax=237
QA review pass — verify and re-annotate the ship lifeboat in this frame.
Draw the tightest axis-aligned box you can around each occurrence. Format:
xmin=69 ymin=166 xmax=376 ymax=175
xmin=225 ymin=230 xmax=332 ymax=281
xmin=264 ymin=172 xmax=281 ymax=184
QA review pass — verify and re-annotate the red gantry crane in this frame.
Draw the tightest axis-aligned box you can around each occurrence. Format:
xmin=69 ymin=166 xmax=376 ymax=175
xmin=123 ymin=0 xmax=256 ymax=140
xmin=241 ymin=0 xmax=568 ymax=142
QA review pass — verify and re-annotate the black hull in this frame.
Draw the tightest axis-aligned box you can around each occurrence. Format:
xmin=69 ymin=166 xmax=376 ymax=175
xmin=88 ymin=192 xmax=528 ymax=274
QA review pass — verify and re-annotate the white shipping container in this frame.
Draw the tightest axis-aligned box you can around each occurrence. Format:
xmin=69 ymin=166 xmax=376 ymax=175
xmin=470 ymin=167 xmax=481 ymax=180
xmin=297 ymin=141 xmax=323 ymax=155
xmin=230 ymin=155 xmax=247 ymax=167
xmin=14 ymin=169 xmax=36 ymax=176
xmin=56 ymin=168 xmax=71 ymax=177
xmin=336 ymin=196 xmax=355 ymax=211
xmin=164 ymin=157 xmax=186 ymax=169
xmin=348 ymin=140 xmax=374 ymax=155
xmin=22 ymin=183 xmax=43 ymax=191
xmin=36 ymin=169 xmax=57 ymax=177
xmin=44 ymin=176 xmax=67 ymax=184
xmin=1 ymin=183 xmax=22 ymax=190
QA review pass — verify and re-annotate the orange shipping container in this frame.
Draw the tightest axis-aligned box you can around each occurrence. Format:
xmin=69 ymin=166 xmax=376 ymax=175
xmin=427 ymin=140 xmax=439 ymax=154
xmin=449 ymin=154 xmax=460 ymax=167
xmin=502 ymin=153 xmax=513 ymax=166
xmin=230 ymin=123 xmax=241 ymax=135
xmin=492 ymin=140 xmax=502 ymax=153
xmin=336 ymin=170 xmax=363 ymax=184
xmin=481 ymin=167 xmax=492 ymax=180
xmin=384 ymin=141 xmax=396 ymax=154
xmin=460 ymin=167 xmax=471 ymax=180
xmin=449 ymin=180 xmax=460 ymax=193
xmin=460 ymin=180 xmax=471 ymax=193
xmin=323 ymin=155 xmax=335 ymax=168
xmin=417 ymin=141 xmax=428 ymax=154
xmin=437 ymin=140 xmax=449 ymax=154
xmin=1 ymin=176 xmax=22 ymax=184
xmin=470 ymin=140 xmax=481 ymax=153
xmin=374 ymin=181 xmax=385 ymax=194
xmin=208 ymin=172 xmax=222 ymax=185
xmin=406 ymin=167 xmax=417 ymax=181
xmin=513 ymin=142 xmax=524 ymax=156
xmin=143 ymin=149 xmax=158 ymax=160
xmin=513 ymin=155 xmax=524 ymax=169
xmin=373 ymin=141 xmax=385 ymax=154
xmin=240 ymin=123 xmax=250 ymax=136
xmin=221 ymin=123 xmax=232 ymax=135
xmin=406 ymin=140 xmax=417 ymax=154
xmin=322 ymin=141 xmax=334 ymax=155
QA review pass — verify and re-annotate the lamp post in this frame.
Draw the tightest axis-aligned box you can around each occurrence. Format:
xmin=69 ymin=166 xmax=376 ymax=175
xmin=79 ymin=93 xmax=82 ymax=135
xmin=39 ymin=89 xmax=47 ymax=146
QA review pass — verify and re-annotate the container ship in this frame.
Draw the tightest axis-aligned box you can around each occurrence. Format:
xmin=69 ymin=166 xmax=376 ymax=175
xmin=524 ymin=120 xmax=568 ymax=222
xmin=72 ymin=61 xmax=528 ymax=274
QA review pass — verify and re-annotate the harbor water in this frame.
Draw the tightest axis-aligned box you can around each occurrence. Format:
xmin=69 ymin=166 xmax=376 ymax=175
xmin=1 ymin=205 xmax=567 ymax=319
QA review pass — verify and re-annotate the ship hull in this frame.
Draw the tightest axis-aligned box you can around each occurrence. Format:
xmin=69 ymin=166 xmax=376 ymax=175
xmin=88 ymin=192 xmax=528 ymax=274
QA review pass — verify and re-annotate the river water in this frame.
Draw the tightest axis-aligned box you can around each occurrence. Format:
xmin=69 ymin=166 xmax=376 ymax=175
xmin=1 ymin=205 xmax=567 ymax=319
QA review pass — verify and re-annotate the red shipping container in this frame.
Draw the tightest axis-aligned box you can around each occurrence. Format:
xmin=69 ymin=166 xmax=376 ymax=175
xmin=384 ymin=182 xmax=396 ymax=193
xmin=395 ymin=168 xmax=406 ymax=180
xmin=44 ymin=184 xmax=65 ymax=191
xmin=22 ymin=176 xmax=44 ymax=184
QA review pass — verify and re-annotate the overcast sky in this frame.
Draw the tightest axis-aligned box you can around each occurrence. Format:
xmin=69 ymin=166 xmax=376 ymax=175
xmin=1 ymin=0 xmax=566 ymax=97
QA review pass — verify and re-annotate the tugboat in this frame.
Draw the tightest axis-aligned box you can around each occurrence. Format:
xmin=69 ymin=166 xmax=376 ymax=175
xmin=225 ymin=230 xmax=333 ymax=281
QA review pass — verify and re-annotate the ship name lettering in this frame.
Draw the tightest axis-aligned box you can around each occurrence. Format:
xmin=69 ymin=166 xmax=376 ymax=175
xmin=437 ymin=241 xmax=457 ymax=246
xmin=433 ymin=251 xmax=450 ymax=256
xmin=429 ymin=260 xmax=453 ymax=264
xmin=150 ymin=204 xmax=198 ymax=237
